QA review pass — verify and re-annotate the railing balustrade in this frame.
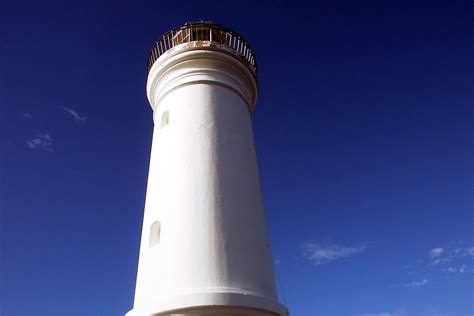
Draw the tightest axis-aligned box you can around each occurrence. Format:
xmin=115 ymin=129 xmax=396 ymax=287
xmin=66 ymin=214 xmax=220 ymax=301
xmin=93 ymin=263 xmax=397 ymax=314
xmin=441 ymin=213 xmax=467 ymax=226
xmin=147 ymin=22 xmax=257 ymax=74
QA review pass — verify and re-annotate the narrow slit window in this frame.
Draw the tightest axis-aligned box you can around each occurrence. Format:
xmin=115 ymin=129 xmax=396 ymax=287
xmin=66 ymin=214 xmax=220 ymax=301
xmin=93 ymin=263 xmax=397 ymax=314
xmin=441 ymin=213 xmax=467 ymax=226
xmin=161 ymin=111 xmax=169 ymax=129
xmin=149 ymin=221 xmax=161 ymax=247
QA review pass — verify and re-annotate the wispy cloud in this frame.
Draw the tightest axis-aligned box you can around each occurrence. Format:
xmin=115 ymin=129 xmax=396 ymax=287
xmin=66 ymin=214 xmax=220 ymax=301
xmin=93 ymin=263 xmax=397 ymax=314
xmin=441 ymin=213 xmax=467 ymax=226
xmin=302 ymin=242 xmax=368 ymax=265
xmin=428 ymin=243 xmax=473 ymax=266
xmin=442 ymin=265 xmax=469 ymax=275
xmin=60 ymin=106 xmax=86 ymax=122
xmin=429 ymin=248 xmax=444 ymax=258
xmin=462 ymin=246 xmax=474 ymax=257
xmin=403 ymin=242 xmax=473 ymax=286
xmin=362 ymin=310 xmax=407 ymax=316
xmin=26 ymin=134 xmax=53 ymax=152
xmin=23 ymin=113 xmax=32 ymax=119
xmin=404 ymin=278 xmax=429 ymax=288
xmin=364 ymin=309 xmax=446 ymax=316
xmin=430 ymin=257 xmax=451 ymax=266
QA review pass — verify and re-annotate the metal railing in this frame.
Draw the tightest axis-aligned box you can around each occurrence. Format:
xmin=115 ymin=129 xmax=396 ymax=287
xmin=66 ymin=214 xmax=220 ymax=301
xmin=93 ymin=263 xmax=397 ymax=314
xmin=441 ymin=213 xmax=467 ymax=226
xmin=147 ymin=22 xmax=257 ymax=74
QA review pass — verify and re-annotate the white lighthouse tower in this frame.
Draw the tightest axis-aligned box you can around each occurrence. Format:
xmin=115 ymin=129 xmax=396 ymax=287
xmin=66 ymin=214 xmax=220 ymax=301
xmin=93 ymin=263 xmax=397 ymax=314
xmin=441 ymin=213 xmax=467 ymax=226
xmin=127 ymin=21 xmax=288 ymax=316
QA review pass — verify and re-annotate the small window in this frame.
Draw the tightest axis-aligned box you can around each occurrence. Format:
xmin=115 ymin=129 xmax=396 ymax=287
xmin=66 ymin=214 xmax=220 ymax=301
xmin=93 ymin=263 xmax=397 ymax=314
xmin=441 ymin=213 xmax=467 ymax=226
xmin=161 ymin=111 xmax=169 ymax=129
xmin=149 ymin=221 xmax=161 ymax=247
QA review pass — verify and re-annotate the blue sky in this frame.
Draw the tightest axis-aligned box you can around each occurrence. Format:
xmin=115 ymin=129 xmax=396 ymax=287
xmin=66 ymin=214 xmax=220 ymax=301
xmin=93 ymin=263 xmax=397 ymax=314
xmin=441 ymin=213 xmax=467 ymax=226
xmin=1 ymin=1 xmax=472 ymax=316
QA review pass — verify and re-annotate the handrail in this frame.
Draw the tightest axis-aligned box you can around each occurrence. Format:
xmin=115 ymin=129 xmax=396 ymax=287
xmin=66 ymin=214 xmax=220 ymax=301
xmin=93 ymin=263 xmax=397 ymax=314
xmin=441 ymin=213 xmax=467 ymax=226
xmin=147 ymin=22 xmax=257 ymax=75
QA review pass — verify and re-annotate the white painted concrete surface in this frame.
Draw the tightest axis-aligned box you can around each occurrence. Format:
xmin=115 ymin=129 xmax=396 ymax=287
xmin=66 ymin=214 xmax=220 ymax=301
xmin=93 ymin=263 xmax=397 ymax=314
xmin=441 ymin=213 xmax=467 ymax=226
xmin=126 ymin=42 xmax=288 ymax=316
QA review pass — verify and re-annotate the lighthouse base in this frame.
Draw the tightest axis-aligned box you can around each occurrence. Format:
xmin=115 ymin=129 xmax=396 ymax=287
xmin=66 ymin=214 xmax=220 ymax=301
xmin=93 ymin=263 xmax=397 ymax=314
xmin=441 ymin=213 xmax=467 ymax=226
xmin=126 ymin=292 xmax=288 ymax=316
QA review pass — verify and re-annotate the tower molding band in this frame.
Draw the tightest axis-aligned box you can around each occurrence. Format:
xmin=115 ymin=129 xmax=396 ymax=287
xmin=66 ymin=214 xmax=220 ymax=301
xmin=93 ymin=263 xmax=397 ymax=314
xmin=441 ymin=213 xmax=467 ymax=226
xmin=147 ymin=43 xmax=258 ymax=114
xmin=126 ymin=292 xmax=288 ymax=316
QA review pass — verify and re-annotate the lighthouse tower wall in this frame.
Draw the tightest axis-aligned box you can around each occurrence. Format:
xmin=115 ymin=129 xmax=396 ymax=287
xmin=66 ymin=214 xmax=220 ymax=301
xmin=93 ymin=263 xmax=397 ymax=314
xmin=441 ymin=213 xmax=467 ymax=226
xmin=127 ymin=44 xmax=287 ymax=316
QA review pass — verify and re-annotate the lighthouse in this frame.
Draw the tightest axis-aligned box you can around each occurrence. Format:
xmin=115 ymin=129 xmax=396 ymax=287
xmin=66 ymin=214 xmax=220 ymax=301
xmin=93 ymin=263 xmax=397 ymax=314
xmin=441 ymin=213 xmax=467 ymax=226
xmin=127 ymin=22 xmax=288 ymax=316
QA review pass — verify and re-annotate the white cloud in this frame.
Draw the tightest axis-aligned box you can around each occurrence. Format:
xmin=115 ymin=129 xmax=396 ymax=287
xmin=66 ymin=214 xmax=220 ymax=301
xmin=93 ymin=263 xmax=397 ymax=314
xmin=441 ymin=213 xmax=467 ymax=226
xmin=462 ymin=247 xmax=474 ymax=256
xmin=429 ymin=248 xmax=444 ymax=258
xmin=362 ymin=311 xmax=407 ymax=316
xmin=430 ymin=257 xmax=451 ymax=266
xmin=403 ymin=243 xmax=474 ymax=282
xmin=23 ymin=113 xmax=32 ymax=119
xmin=404 ymin=278 xmax=429 ymax=288
xmin=302 ymin=242 xmax=368 ymax=265
xmin=428 ymin=244 xmax=474 ymax=266
xmin=443 ymin=267 xmax=456 ymax=273
xmin=26 ymin=134 xmax=53 ymax=152
xmin=443 ymin=265 xmax=468 ymax=274
xmin=60 ymin=106 xmax=86 ymax=122
xmin=365 ymin=309 xmax=448 ymax=316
